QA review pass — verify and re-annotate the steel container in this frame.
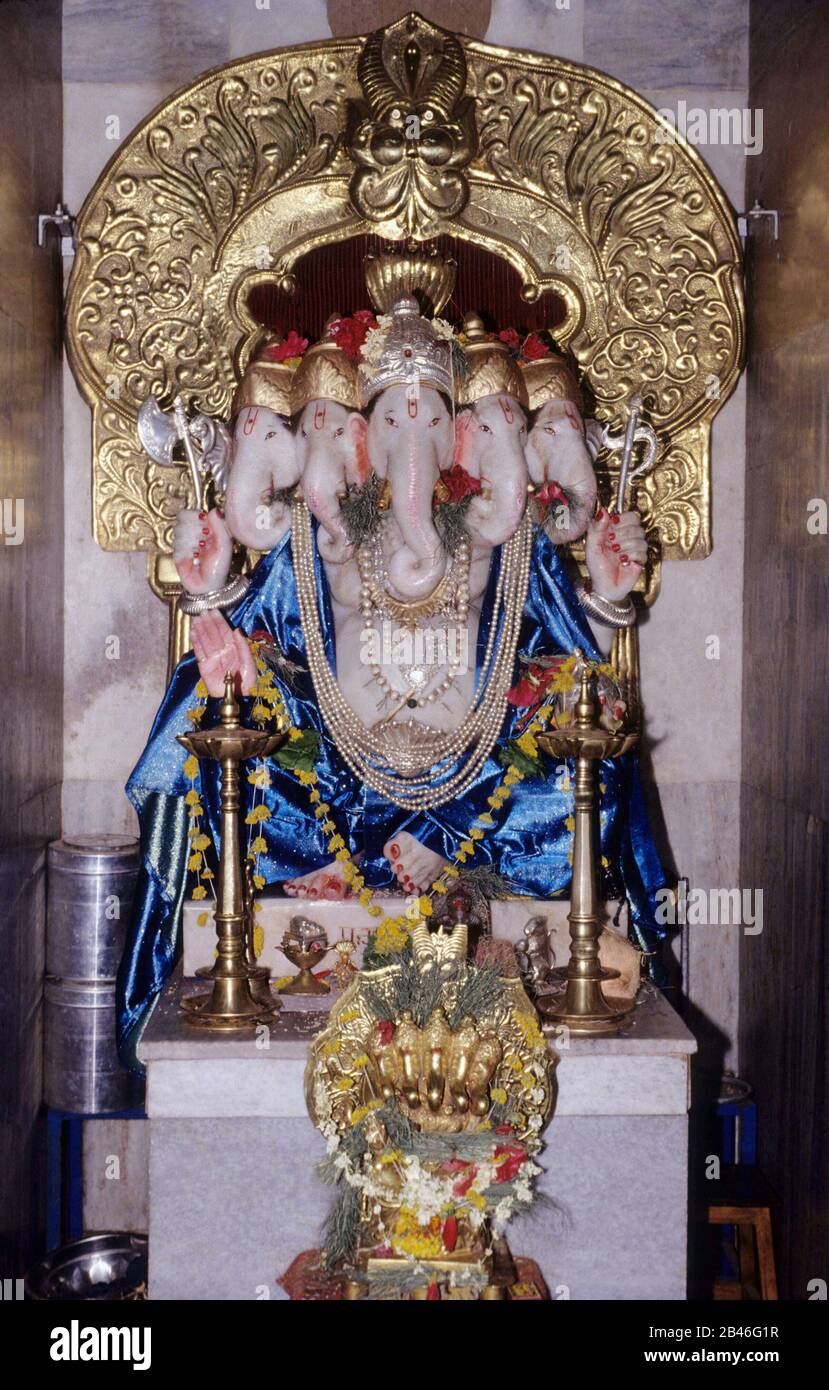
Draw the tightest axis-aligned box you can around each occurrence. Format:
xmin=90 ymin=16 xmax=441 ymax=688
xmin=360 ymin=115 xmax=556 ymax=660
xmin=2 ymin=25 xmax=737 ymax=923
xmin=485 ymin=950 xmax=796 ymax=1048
xmin=46 ymin=835 xmax=139 ymax=982
xmin=43 ymin=978 xmax=137 ymax=1114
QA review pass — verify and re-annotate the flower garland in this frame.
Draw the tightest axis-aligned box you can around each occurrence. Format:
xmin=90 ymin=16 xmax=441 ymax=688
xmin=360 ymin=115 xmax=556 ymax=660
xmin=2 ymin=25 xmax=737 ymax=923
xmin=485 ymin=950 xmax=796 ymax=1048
xmin=181 ymin=643 xmax=617 ymax=958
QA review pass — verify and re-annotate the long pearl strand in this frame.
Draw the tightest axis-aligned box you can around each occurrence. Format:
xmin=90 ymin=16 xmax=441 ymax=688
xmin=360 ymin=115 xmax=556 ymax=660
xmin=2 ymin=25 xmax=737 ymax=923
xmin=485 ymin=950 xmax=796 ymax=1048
xmin=292 ymin=500 xmax=533 ymax=811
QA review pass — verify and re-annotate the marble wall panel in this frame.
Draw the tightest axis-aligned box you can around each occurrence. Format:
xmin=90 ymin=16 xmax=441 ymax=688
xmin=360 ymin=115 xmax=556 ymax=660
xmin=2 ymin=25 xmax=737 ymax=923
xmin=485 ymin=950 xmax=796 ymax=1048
xmin=583 ymin=0 xmax=748 ymax=91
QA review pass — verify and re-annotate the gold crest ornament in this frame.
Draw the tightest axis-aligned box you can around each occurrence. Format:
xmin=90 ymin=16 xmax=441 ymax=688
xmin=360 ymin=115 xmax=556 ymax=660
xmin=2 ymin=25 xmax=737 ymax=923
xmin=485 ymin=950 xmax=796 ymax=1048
xmin=361 ymin=295 xmax=453 ymax=404
xmin=521 ymin=351 xmax=583 ymax=413
xmin=348 ymin=14 xmax=478 ymax=238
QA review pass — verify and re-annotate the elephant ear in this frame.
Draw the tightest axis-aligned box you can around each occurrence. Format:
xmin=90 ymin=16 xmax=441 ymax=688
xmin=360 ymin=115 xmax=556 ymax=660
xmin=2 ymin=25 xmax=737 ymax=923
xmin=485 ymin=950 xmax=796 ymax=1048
xmin=347 ymin=410 xmax=371 ymax=486
xmin=584 ymin=417 xmax=604 ymax=463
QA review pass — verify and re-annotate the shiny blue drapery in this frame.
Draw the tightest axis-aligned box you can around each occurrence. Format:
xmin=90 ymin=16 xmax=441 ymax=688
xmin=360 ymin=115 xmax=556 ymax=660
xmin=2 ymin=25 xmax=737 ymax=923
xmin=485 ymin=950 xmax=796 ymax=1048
xmin=118 ymin=526 xmax=669 ymax=1070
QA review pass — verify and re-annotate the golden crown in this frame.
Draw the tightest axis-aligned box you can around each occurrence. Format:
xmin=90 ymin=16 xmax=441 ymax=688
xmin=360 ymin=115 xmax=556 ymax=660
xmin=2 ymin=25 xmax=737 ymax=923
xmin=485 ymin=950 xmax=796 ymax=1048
xmin=457 ymin=312 xmax=529 ymax=409
xmin=290 ymin=316 xmax=362 ymax=414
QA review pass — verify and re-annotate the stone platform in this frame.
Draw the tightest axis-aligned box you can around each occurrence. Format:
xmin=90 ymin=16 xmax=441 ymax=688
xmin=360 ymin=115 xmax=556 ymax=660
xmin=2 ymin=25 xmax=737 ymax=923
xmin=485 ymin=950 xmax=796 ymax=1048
xmin=139 ymin=971 xmax=696 ymax=1301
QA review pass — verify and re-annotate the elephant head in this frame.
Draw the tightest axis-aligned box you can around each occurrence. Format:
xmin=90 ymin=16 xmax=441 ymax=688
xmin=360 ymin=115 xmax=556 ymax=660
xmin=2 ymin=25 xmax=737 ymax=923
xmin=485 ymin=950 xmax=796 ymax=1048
xmin=224 ymin=406 xmax=300 ymax=550
xmin=525 ymin=399 xmax=597 ymax=543
xmin=295 ymin=399 xmax=369 ymax=564
xmin=366 ymin=381 xmax=454 ymax=600
xmin=455 ymin=393 xmax=529 ymax=547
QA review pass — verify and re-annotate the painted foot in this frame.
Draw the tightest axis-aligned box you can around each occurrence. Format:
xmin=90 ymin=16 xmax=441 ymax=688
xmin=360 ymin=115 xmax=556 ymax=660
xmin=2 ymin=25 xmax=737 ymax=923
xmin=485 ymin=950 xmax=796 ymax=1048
xmin=383 ymin=831 xmax=446 ymax=894
xmin=284 ymin=860 xmax=351 ymax=901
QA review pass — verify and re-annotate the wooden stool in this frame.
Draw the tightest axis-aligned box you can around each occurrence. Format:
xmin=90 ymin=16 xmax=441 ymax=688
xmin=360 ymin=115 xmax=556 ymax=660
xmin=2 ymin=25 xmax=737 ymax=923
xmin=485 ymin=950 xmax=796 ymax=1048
xmin=697 ymin=1165 xmax=779 ymax=1300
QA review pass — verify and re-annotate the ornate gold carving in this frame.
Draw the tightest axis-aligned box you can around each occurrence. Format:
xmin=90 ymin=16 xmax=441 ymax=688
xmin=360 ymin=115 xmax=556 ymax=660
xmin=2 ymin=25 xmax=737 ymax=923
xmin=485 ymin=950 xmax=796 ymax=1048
xmin=348 ymin=14 xmax=477 ymax=238
xmin=65 ymin=13 xmax=743 ymax=564
xmin=364 ymin=245 xmax=457 ymax=315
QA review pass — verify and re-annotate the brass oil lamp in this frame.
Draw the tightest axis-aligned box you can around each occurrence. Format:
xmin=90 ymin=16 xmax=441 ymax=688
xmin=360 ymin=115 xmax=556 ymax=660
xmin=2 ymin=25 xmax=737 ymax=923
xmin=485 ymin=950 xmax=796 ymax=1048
xmin=176 ymin=672 xmax=286 ymax=1029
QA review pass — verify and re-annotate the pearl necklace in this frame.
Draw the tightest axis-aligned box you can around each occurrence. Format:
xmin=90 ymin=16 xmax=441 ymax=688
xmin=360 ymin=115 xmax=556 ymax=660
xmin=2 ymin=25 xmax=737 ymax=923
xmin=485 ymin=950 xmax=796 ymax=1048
xmin=292 ymin=500 xmax=533 ymax=811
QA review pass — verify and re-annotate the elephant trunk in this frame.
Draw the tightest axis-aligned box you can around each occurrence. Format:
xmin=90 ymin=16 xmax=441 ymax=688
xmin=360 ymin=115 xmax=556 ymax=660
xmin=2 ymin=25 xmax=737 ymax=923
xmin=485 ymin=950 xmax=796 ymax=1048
xmin=386 ymin=436 xmax=447 ymax=599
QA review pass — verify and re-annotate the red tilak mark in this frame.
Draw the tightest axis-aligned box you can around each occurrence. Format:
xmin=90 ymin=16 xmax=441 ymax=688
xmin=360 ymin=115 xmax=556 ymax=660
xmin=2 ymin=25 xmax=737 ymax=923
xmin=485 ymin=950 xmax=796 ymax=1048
xmin=314 ymin=403 xmax=326 ymax=430
xmin=242 ymin=408 xmax=259 ymax=436
xmin=353 ymin=429 xmax=371 ymax=483
xmin=408 ymin=397 xmax=418 ymax=419
xmin=499 ymin=398 xmax=514 ymax=424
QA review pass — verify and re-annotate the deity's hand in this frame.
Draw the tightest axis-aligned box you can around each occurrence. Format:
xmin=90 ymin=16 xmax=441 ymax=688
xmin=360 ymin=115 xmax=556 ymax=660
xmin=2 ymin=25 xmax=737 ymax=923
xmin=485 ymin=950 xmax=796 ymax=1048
xmin=585 ymin=508 xmax=647 ymax=603
xmin=190 ymin=611 xmax=256 ymax=698
xmin=173 ymin=508 xmax=232 ymax=595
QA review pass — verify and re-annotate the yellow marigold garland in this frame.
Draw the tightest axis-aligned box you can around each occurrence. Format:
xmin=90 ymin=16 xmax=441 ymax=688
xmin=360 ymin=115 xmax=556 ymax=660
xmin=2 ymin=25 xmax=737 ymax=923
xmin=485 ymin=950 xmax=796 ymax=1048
xmin=181 ymin=641 xmax=613 ymax=956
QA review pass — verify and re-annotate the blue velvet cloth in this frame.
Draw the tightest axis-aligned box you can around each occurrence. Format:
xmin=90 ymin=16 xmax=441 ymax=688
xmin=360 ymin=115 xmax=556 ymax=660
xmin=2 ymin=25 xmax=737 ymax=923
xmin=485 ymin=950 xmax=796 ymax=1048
xmin=118 ymin=526 xmax=669 ymax=1070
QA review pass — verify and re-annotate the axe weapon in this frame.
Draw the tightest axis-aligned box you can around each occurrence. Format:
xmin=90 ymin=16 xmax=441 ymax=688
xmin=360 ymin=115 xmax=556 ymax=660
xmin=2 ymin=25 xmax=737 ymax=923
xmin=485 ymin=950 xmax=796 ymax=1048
xmin=602 ymin=395 xmax=659 ymax=512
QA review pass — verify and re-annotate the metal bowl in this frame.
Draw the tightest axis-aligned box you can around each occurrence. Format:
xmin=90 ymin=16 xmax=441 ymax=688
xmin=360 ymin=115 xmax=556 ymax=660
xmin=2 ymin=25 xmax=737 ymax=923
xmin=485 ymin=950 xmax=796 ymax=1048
xmin=26 ymin=1233 xmax=147 ymax=1300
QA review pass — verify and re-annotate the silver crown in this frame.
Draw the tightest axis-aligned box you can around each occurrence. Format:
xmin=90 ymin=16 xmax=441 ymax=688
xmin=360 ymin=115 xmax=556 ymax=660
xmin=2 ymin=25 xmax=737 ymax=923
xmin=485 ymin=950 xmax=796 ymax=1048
xmin=362 ymin=296 xmax=453 ymax=405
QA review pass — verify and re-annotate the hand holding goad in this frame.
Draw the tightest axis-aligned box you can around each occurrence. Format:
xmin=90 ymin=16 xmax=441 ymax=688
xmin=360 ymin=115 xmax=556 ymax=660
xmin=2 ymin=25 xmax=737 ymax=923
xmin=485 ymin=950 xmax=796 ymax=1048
xmin=190 ymin=611 xmax=256 ymax=698
xmin=585 ymin=508 xmax=647 ymax=603
xmin=173 ymin=507 xmax=232 ymax=594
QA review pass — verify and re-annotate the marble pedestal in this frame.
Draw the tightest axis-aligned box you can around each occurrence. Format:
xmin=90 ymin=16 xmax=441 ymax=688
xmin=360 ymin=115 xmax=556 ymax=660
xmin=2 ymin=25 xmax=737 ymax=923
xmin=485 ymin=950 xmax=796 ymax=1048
xmin=139 ymin=977 xmax=696 ymax=1301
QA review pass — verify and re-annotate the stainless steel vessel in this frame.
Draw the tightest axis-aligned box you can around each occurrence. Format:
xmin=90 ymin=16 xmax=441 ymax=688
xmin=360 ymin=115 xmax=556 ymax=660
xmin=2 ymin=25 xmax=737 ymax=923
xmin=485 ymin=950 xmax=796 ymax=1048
xmin=46 ymin=835 xmax=139 ymax=981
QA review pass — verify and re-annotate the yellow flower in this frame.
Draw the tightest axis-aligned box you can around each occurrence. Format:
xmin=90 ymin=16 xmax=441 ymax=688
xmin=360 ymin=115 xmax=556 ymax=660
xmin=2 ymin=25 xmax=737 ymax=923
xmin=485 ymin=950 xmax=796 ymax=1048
xmin=328 ymin=835 xmax=345 ymax=852
xmin=445 ymin=866 xmax=459 ymax=878
xmin=432 ymin=881 xmax=447 ymax=894
xmin=350 ymin=1100 xmax=382 ymax=1126
xmin=245 ymin=805 xmax=271 ymax=825
xmin=490 ymin=1086 xmax=508 ymax=1105
xmin=188 ymin=804 xmax=203 ymax=818
xmin=253 ymin=925 xmax=264 ymax=958
xmin=250 ymin=835 xmax=268 ymax=854
xmin=183 ymin=756 xmax=199 ymax=780
xmin=514 ymin=1010 xmax=545 ymax=1050
xmin=253 ymin=874 xmax=265 ymax=890
xmin=466 ymin=1190 xmax=487 ymax=1212
xmin=564 ymin=815 xmax=575 ymax=833
xmin=251 ymin=702 xmax=270 ymax=724
xmin=460 ymin=839 xmax=474 ymax=855
xmin=187 ymin=852 xmax=202 ymax=871
xmin=248 ymin=767 xmax=272 ymax=789
xmin=288 ymin=727 xmax=303 ymax=742
xmin=417 ymin=896 xmax=433 ymax=917
xmin=470 ymin=828 xmax=484 ymax=841
xmin=367 ymin=905 xmax=383 ymax=918
xmin=296 ymin=770 xmax=316 ymax=786
xmin=192 ymin=885 xmax=207 ymax=901
xmin=334 ymin=1076 xmax=355 ymax=1092
xmin=353 ymin=1054 xmax=370 ymax=1069
xmin=184 ymin=789 xmax=201 ymax=806
xmin=191 ymin=834 xmax=210 ymax=852
xmin=478 ymin=813 xmax=495 ymax=826
xmin=194 ymin=680 xmax=208 ymax=699
xmin=202 ymin=869 xmax=214 ymax=880
xmin=196 ymin=912 xmax=209 ymax=927
xmin=516 ymin=731 xmax=538 ymax=759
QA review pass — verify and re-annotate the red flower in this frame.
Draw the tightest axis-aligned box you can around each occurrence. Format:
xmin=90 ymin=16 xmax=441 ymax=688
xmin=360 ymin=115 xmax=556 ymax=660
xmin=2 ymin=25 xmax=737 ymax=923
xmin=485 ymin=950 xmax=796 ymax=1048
xmin=265 ymin=331 xmax=308 ymax=362
xmin=498 ymin=328 xmax=521 ymax=352
xmin=521 ymin=333 xmax=550 ymax=361
xmin=330 ymin=312 xmax=378 ymax=360
xmin=495 ymin=1123 xmax=514 ymax=1136
xmin=376 ymin=1019 xmax=394 ymax=1046
xmin=442 ymin=1216 xmax=458 ymax=1252
xmin=438 ymin=463 xmax=482 ymax=505
xmin=506 ymin=657 xmax=566 ymax=709
xmin=492 ymin=1143 xmax=527 ymax=1185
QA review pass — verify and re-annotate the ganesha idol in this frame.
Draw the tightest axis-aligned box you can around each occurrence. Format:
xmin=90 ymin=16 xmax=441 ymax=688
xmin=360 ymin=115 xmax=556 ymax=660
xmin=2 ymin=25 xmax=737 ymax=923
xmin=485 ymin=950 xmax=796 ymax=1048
xmin=118 ymin=293 xmax=667 ymax=1066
